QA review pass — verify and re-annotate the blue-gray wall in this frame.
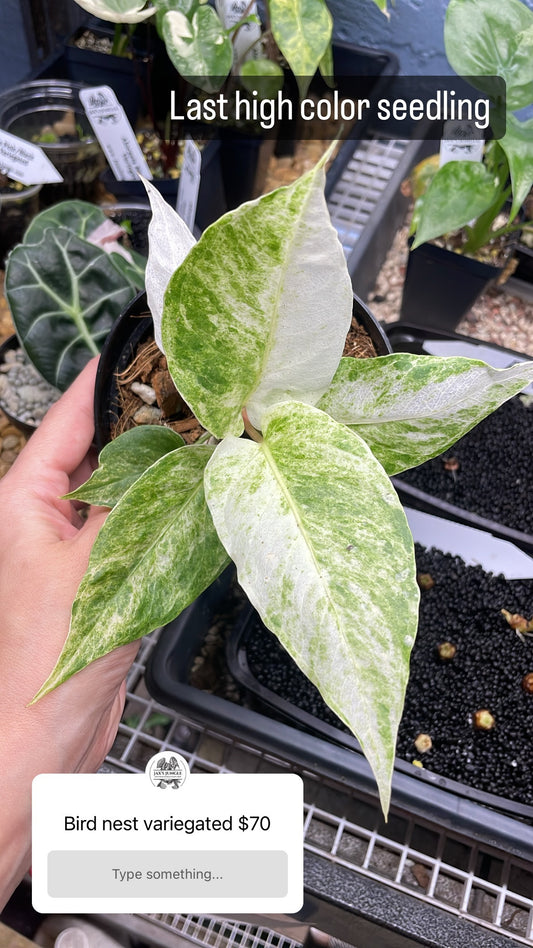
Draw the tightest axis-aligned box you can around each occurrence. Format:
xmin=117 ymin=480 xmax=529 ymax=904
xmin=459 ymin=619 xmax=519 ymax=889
xmin=329 ymin=0 xmax=533 ymax=76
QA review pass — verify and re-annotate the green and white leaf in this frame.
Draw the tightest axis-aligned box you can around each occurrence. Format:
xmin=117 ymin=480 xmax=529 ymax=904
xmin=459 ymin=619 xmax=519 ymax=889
xmin=162 ymin=6 xmax=233 ymax=92
xmin=445 ymin=0 xmax=533 ymax=111
xmin=500 ymin=115 xmax=533 ymax=222
xmin=5 ymin=226 xmax=137 ymax=391
xmin=153 ymin=0 xmax=197 ymax=36
xmin=162 ymin=155 xmax=352 ymax=438
xmin=34 ymin=444 xmax=229 ymax=701
xmin=204 ymin=401 xmax=418 ymax=815
xmin=411 ymin=160 xmax=497 ymax=248
xmin=318 ymin=352 xmax=533 ymax=475
xmin=67 ymin=426 xmax=185 ymax=508
xmin=269 ymin=0 xmax=332 ymax=98
xmin=24 ymin=201 xmax=108 ymax=244
xmin=143 ymin=176 xmax=196 ymax=351
xmin=71 ymin=0 xmax=155 ymax=23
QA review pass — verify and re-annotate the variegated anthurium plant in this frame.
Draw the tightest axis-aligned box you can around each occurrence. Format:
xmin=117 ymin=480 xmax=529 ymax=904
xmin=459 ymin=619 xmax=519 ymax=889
xmin=410 ymin=0 xmax=533 ymax=257
xmin=35 ymin=150 xmax=533 ymax=815
xmin=68 ymin=0 xmax=388 ymax=96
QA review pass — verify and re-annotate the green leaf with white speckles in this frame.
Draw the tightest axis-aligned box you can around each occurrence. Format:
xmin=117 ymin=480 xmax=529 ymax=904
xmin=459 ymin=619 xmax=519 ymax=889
xmin=318 ymin=352 xmax=533 ymax=475
xmin=162 ymin=6 xmax=233 ymax=92
xmin=204 ymin=401 xmax=418 ymax=815
xmin=33 ymin=444 xmax=229 ymax=701
xmin=66 ymin=426 xmax=185 ymax=508
xmin=161 ymin=156 xmax=352 ymax=439
xmin=269 ymin=0 xmax=332 ymax=97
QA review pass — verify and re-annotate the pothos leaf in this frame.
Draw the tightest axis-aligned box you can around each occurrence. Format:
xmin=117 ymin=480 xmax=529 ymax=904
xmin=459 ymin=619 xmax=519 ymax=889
xmin=67 ymin=425 xmax=185 ymax=508
xmin=317 ymin=352 xmax=533 ymax=475
xmin=204 ymin=401 xmax=418 ymax=816
xmin=33 ymin=445 xmax=229 ymax=701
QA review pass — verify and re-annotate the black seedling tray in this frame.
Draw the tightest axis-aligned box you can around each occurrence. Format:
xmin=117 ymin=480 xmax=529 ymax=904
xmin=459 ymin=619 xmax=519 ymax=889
xmin=385 ymin=322 xmax=533 ymax=554
xmin=146 ymin=510 xmax=533 ymax=859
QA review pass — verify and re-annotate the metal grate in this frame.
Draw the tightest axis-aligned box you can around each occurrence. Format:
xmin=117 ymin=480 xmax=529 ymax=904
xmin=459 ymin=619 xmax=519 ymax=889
xmin=104 ymin=632 xmax=533 ymax=947
xmin=327 ymin=138 xmax=410 ymax=261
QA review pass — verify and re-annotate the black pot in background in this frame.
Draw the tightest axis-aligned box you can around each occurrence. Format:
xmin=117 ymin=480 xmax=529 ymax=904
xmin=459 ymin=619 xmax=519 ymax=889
xmin=62 ymin=27 xmax=151 ymax=128
xmin=93 ymin=291 xmax=391 ymax=452
xmin=400 ymin=238 xmax=503 ymax=330
xmin=100 ymin=138 xmax=227 ymax=233
xmin=0 ymin=184 xmax=41 ymax=266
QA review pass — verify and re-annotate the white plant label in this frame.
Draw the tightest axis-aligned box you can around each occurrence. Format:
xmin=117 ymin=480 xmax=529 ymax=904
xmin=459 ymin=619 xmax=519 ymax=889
xmin=79 ymin=85 xmax=152 ymax=182
xmin=176 ymin=137 xmax=202 ymax=231
xmin=215 ymin=0 xmax=262 ymax=62
xmin=0 ymin=130 xmax=63 ymax=185
xmin=439 ymin=119 xmax=484 ymax=167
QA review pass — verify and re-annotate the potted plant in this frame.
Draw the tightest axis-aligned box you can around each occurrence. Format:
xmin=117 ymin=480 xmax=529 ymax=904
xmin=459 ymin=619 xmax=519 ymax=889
xmin=0 ymin=199 xmax=146 ymax=429
xmin=400 ymin=0 xmax=533 ymax=329
xmin=30 ymin=150 xmax=533 ymax=817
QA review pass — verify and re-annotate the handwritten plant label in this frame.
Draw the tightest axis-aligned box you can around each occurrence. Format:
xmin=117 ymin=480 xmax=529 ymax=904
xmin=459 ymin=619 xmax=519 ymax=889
xmin=0 ymin=130 xmax=63 ymax=185
xmin=176 ymin=137 xmax=202 ymax=231
xmin=79 ymin=85 xmax=152 ymax=182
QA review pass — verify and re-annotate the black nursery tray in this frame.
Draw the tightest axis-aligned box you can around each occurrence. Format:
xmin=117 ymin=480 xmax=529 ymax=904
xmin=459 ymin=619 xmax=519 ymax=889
xmin=146 ymin=510 xmax=533 ymax=859
xmin=385 ymin=323 xmax=533 ymax=554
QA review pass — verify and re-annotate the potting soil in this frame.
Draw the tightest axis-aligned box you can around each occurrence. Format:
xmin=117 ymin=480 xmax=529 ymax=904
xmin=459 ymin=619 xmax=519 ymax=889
xmin=398 ymin=396 xmax=533 ymax=534
xmin=244 ymin=543 xmax=533 ymax=805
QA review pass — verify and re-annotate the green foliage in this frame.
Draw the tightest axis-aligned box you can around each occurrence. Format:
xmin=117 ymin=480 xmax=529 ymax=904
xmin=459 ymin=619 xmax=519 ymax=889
xmin=4 ymin=202 xmax=146 ymax=391
xmin=411 ymin=0 xmax=533 ymax=256
xmin=36 ymin=157 xmax=533 ymax=816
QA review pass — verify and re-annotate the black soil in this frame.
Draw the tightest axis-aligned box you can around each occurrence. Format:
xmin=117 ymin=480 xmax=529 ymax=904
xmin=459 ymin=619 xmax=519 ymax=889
xmin=398 ymin=396 xmax=533 ymax=535
xmin=243 ymin=544 xmax=533 ymax=805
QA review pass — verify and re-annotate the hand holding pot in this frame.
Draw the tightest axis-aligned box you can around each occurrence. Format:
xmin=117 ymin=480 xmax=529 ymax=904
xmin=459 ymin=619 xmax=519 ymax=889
xmin=0 ymin=358 xmax=139 ymax=909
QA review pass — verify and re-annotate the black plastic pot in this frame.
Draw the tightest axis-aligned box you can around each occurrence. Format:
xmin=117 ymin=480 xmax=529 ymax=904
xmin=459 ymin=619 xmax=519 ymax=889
xmin=63 ymin=27 xmax=151 ymax=127
xmin=0 ymin=184 xmax=41 ymax=266
xmin=515 ymin=241 xmax=533 ymax=284
xmin=400 ymin=239 xmax=503 ymax=330
xmin=145 ymin=509 xmax=533 ymax=857
xmin=0 ymin=335 xmax=57 ymax=437
xmin=100 ymin=138 xmax=227 ymax=233
xmin=385 ymin=322 xmax=533 ymax=554
xmin=93 ymin=290 xmax=390 ymax=452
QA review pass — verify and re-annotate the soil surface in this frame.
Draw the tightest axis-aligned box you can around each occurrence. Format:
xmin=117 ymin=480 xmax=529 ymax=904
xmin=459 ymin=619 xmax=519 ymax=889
xmin=240 ymin=543 xmax=533 ymax=806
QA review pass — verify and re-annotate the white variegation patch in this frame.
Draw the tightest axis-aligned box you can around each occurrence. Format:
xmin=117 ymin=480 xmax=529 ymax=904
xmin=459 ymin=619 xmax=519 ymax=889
xmin=205 ymin=400 xmax=418 ymax=815
xmin=318 ymin=352 xmax=533 ymax=474
xmin=71 ymin=0 xmax=155 ymax=23
xmin=162 ymin=158 xmax=352 ymax=438
xmin=143 ymin=177 xmax=196 ymax=351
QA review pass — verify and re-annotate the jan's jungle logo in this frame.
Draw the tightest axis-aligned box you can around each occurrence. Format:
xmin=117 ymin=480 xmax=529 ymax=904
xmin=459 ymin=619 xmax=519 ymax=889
xmin=146 ymin=751 xmax=190 ymax=789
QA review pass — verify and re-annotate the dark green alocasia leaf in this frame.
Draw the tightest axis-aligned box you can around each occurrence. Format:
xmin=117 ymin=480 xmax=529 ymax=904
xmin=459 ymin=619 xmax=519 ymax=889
xmin=317 ymin=352 xmax=533 ymax=475
xmin=67 ymin=426 xmax=185 ymax=508
xmin=161 ymin=154 xmax=352 ymax=438
xmin=269 ymin=0 xmax=332 ymax=98
xmin=411 ymin=160 xmax=497 ymax=249
xmin=499 ymin=115 xmax=533 ymax=222
xmin=33 ymin=445 xmax=229 ymax=702
xmin=24 ymin=201 xmax=108 ymax=244
xmin=445 ymin=0 xmax=533 ymax=111
xmin=5 ymin=227 xmax=138 ymax=391
xmin=204 ymin=401 xmax=418 ymax=816
xmin=162 ymin=6 xmax=233 ymax=92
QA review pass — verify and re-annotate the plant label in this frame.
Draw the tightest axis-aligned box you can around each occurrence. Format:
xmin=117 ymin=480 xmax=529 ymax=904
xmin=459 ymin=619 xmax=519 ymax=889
xmin=176 ymin=137 xmax=202 ymax=231
xmin=0 ymin=130 xmax=63 ymax=185
xmin=215 ymin=0 xmax=262 ymax=63
xmin=439 ymin=120 xmax=484 ymax=167
xmin=79 ymin=85 xmax=152 ymax=182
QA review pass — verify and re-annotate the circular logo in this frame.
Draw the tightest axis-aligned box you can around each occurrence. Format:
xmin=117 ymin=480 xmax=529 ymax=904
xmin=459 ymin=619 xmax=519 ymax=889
xmin=146 ymin=751 xmax=190 ymax=789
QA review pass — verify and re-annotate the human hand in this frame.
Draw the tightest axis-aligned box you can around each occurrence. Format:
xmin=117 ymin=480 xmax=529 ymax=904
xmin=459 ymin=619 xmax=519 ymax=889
xmin=0 ymin=358 xmax=139 ymax=906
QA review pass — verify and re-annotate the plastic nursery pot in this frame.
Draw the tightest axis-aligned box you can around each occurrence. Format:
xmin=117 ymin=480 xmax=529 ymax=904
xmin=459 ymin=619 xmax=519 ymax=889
xmin=385 ymin=322 xmax=533 ymax=555
xmin=145 ymin=509 xmax=533 ymax=849
xmin=0 ymin=80 xmax=105 ymax=205
xmin=93 ymin=290 xmax=391 ymax=453
xmin=100 ymin=138 xmax=227 ymax=234
xmin=0 ymin=334 xmax=60 ymax=437
xmin=0 ymin=182 xmax=41 ymax=265
xmin=400 ymin=238 xmax=503 ymax=330
xmin=63 ymin=26 xmax=151 ymax=128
